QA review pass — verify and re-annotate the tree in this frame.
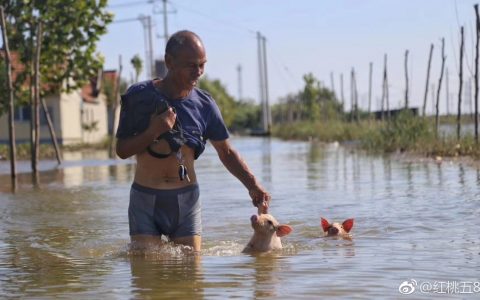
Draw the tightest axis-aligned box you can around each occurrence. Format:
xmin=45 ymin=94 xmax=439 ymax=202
xmin=2 ymin=0 xmax=113 ymax=97
xmin=130 ymin=54 xmax=143 ymax=82
xmin=198 ymin=76 xmax=236 ymax=127
xmin=1 ymin=0 xmax=112 ymax=182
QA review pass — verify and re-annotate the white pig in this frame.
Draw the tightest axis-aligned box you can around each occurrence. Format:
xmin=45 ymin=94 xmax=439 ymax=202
xmin=243 ymin=214 xmax=293 ymax=253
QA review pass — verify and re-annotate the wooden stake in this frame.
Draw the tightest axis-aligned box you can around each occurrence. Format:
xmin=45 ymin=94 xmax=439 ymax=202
xmin=435 ymin=38 xmax=446 ymax=138
xmin=457 ymin=26 xmax=464 ymax=140
xmin=423 ymin=44 xmax=434 ymax=116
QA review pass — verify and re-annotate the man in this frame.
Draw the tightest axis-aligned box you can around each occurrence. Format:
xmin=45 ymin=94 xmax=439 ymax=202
xmin=116 ymin=30 xmax=270 ymax=252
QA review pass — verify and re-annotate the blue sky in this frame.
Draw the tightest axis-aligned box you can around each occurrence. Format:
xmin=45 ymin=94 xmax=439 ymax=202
xmin=99 ymin=0 xmax=479 ymax=114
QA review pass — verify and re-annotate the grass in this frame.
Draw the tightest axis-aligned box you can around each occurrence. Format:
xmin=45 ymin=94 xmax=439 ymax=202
xmin=272 ymin=111 xmax=480 ymax=159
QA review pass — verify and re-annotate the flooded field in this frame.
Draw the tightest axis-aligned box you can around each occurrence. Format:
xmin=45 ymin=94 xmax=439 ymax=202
xmin=0 ymin=137 xmax=479 ymax=299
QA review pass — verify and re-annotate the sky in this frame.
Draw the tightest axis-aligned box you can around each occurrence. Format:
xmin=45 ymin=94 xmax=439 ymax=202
xmin=99 ymin=0 xmax=480 ymax=115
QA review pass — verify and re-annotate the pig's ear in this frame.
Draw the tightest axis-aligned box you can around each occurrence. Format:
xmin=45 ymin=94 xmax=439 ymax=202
xmin=276 ymin=225 xmax=293 ymax=237
xmin=321 ymin=218 xmax=330 ymax=232
xmin=342 ymin=218 xmax=354 ymax=233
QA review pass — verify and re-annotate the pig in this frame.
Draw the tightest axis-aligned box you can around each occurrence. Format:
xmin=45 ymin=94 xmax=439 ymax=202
xmin=321 ymin=217 xmax=354 ymax=237
xmin=242 ymin=214 xmax=293 ymax=253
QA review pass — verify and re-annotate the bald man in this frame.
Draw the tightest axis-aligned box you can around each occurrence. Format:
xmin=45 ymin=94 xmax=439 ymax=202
xmin=116 ymin=30 xmax=270 ymax=252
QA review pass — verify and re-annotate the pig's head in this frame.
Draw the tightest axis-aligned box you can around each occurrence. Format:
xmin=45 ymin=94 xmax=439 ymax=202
xmin=250 ymin=214 xmax=293 ymax=238
xmin=321 ymin=217 xmax=354 ymax=237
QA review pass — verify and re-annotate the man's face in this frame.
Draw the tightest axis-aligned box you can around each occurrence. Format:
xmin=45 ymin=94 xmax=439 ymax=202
xmin=168 ymin=42 xmax=207 ymax=89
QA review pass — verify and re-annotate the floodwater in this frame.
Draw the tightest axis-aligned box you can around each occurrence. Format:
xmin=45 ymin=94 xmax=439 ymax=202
xmin=0 ymin=137 xmax=479 ymax=299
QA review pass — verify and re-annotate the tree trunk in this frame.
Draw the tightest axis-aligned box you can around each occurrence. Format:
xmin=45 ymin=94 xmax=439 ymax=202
xmin=475 ymin=4 xmax=479 ymax=143
xmin=0 ymin=6 xmax=17 ymax=191
xmin=423 ymin=44 xmax=434 ymax=116
xmin=109 ymin=55 xmax=123 ymax=158
xmin=457 ymin=27 xmax=464 ymax=140
xmin=435 ymin=38 xmax=446 ymax=138
xmin=41 ymin=97 xmax=62 ymax=164
xmin=32 ymin=23 xmax=42 ymax=186
xmin=29 ymin=27 xmax=36 ymax=181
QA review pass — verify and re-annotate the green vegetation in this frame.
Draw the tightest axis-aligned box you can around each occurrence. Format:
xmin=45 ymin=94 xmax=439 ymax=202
xmin=130 ymin=55 xmax=143 ymax=83
xmin=1 ymin=0 xmax=113 ymax=107
xmin=270 ymin=73 xmax=480 ymax=159
xmin=198 ymin=76 xmax=260 ymax=132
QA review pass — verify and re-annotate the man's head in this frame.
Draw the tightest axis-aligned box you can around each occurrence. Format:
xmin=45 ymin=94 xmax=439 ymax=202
xmin=165 ymin=30 xmax=207 ymax=89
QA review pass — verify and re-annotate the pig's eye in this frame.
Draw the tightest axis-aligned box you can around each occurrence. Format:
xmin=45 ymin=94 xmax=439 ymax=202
xmin=267 ymin=220 xmax=273 ymax=226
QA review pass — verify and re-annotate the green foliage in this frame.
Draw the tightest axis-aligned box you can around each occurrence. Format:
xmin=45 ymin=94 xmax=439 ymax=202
xmin=198 ymin=77 xmax=236 ymax=127
xmin=2 ymin=0 xmax=113 ymax=95
xmin=198 ymin=77 xmax=261 ymax=131
xmin=82 ymin=120 xmax=99 ymax=132
xmin=272 ymin=73 xmax=343 ymax=124
xmin=301 ymin=73 xmax=321 ymax=120
xmin=272 ymin=120 xmax=372 ymax=142
xmin=362 ymin=110 xmax=434 ymax=152
xmin=102 ymin=76 xmax=128 ymax=107
xmin=130 ymin=54 xmax=143 ymax=82
xmin=230 ymin=99 xmax=261 ymax=132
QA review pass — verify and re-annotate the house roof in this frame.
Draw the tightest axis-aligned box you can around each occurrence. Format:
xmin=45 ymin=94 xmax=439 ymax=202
xmin=81 ymin=70 xmax=118 ymax=104
xmin=0 ymin=50 xmax=25 ymax=83
xmin=1 ymin=48 xmax=118 ymax=103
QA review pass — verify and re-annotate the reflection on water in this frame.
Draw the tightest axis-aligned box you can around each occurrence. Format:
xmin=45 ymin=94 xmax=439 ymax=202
xmin=129 ymin=254 xmax=204 ymax=299
xmin=1 ymin=137 xmax=480 ymax=298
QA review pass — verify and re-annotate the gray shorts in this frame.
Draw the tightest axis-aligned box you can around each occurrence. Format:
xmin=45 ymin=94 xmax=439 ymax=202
xmin=128 ymin=182 xmax=202 ymax=238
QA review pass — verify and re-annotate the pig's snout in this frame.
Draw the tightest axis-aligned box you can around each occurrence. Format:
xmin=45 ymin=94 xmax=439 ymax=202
xmin=250 ymin=215 xmax=258 ymax=223
xmin=328 ymin=227 xmax=339 ymax=235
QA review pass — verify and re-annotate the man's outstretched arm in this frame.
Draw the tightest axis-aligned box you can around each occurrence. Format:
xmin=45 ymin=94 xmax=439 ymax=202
xmin=210 ymin=139 xmax=270 ymax=213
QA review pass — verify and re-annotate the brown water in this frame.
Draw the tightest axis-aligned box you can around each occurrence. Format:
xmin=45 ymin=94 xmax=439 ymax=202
xmin=0 ymin=137 xmax=479 ymax=299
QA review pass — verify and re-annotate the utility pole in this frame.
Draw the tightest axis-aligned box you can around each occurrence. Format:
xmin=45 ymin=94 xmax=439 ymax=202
xmin=163 ymin=0 xmax=169 ymax=45
xmin=257 ymin=31 xmax=271 ymax=134
xmin=330 ymin=71 xmax=335 ymax=96
xmin=262 ymin=35 xmax=271 ymax=131
xmin=446 ymin=67 xmax=450 ymax=115
xmin=368 ymin=62 xmax=372 ymax=114
xmin=257 ymin=32 xmax=265 ymax=129
xmin=340 ymin=73 xmax=344 ymax=110
xmin=237 ymin=64 xmax=243 ymax=101
xmin=153 ymin=0 xmax=177 ymax=49
xmin=114 ymin=15 xmax=154 ymax=79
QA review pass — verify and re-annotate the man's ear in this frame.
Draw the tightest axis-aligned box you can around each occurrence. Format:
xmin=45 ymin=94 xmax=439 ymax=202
xmin=165 ymin=53 xmax=175 ymax=70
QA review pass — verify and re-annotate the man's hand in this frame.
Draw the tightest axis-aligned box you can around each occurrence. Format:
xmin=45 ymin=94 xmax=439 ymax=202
xmin=249 ymin=185 xmax=271 ymax=214
xmin=148 ymin=107 xmax=176 ymax=137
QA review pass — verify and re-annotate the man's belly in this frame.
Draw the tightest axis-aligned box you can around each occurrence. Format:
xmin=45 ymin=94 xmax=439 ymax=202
xmin=133 ymin=145 xmax=197 ymax=189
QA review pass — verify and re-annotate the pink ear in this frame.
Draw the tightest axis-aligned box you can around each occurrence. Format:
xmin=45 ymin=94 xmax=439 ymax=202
xmin=321 ymin=217 xmax=330 ymax=232
xmin=342 ymin=218 xmax=354 ymax=233
xmin=276 ymin=225 xmax=293 ymax=237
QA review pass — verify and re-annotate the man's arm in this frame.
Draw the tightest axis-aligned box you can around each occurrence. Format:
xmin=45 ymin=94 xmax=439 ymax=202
xmin=210 ymin=139 xmax=270 ymax=213
xmin=116 ymin=108 xmax=176 ymax=159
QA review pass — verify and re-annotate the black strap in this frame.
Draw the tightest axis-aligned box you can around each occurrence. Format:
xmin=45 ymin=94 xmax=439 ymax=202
xmin=147 ymin=145 xmax=172 ymax=159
